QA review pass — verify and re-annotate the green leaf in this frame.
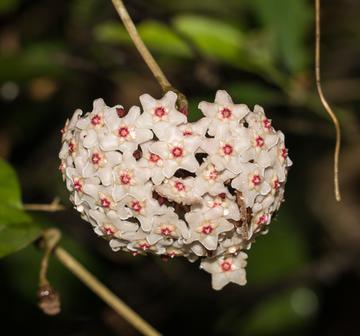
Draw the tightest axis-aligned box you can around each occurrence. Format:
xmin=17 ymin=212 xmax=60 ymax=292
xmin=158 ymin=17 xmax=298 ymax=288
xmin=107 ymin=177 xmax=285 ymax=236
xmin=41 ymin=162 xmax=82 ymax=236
xmin=3 ymin=231 xmax=101 ymax=305
xmin=138 ymin=21 xmax=192 ymax=57
xmin=244 ymin=0 xmax=311 ymax=73
xmin=228 ymin=82 xmax=283 ymax=106
xmin=173 ymin=15 xmax=244 ymax=64
xmin=94 ymin=20 xmax=192 ymax=57
xmin=0 ymin=0 xmax=18 ymax=14
xmin=0 ymin=205 xmax=29 ymax=227
xmin=172 ymin=15 xmax=282 ymax=82
xmin=0 ymin=158 xmax=22 ymax=209
xmin=93 ymin=21 xmax=130 ymax=44
xmin=0 ymin=159 xmax=42 ymax=258
xmin=0 ymin=42 xmax=65 ymax=82
xmin=0 ymin=218 xmax=41 ymax=258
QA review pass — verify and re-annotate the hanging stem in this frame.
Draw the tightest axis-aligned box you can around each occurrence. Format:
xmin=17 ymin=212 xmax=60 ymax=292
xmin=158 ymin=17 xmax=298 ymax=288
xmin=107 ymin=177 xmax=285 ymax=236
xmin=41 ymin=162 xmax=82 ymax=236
xmin=110 ymin=0 xmax=188 ymax=113
xmin=37 ymin=229 xmax=161 ymax=336
xmin=315 ymin=0 xmax=342 ymax=202
xmin=55 ymin=246 xmax=161 ymax=336
xmin=24 ymin=198 xmax=65 ymax=212
xmin=38 ymin=229 xmax=62 ymax=315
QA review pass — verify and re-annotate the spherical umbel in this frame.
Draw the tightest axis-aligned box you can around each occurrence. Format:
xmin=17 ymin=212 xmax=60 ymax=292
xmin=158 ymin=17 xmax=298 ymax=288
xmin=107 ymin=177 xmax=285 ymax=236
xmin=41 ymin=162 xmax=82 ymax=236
xmin=59 ymin=90 xmax=292 ymax=290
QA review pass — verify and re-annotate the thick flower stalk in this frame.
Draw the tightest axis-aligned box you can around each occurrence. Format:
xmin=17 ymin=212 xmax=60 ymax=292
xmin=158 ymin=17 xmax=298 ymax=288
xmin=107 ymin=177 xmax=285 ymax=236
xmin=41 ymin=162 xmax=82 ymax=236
xmin=59 ymin=90 xmax=292 ymax=290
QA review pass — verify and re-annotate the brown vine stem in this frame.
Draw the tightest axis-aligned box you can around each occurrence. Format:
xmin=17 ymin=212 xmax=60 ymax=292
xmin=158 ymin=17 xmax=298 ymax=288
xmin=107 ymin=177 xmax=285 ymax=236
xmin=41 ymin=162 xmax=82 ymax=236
xmin=24 ymin=198 xmax=66 ymax=212
xmin=54 ymin=246 xmax=161 ymax=336
xmin=110 ymin=0 xmax=188 ymax=113
xmin=315 ymin=0 xmax=342 ymax=201
xmin=38 ymin=229 xmax=161 ymax=335
xmin=38 ymin=229 xmax=62 ymax=315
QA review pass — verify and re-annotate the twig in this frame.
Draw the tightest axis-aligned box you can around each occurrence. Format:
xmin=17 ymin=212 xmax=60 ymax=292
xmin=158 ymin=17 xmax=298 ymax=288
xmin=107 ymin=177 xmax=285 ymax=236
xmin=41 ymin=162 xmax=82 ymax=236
xmin=55 ymin=246 xmax=161 ymax=336
xmin=38 ymin=228 xmax=62 ymax=315
xmin=39 ymin=229 xmax=62 ymax=286
xmin=111 ymin=0 xmax=170 ymax=91
xmin=315 ymin=0 xmax=342 ymax=201
xmin=24 ymin=198 xmax=66 ymax=212
xmin=110 ymin=0 xmax=188 ymax=113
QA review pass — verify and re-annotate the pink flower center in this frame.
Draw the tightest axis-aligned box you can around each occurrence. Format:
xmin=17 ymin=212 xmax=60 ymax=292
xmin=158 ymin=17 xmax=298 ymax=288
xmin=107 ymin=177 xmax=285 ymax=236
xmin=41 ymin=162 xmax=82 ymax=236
xmin=263 ymin=118 xmax=271 ymax=130
xmin=171 ymin=146 xmax=183 ymax=158
xmin=281 ymin=147 xmax=288 ymax=159
xmin=154 ymin=106 xmax=167 ymax=118
xmin=222 ymin=144 xmax=233 ymax=156
xmin=251 ymin=174 xmax=262 ymax=186
xmin=209 ymin=169 xmax=219 ymax=180
xmin=183 ymin=130 xmax=193 ymax=136
xmin=120 ymin=173 xmax=131 ymax=185
xmin=101 ymin=197 xmax=111 ymax=208
xmin=161 ymin=227 xmax=172 ymax=236
xmin=139 ymin=242 xmax=150 ymax=251
xmin=91 ymin=153 xmax=101 ymax=165
xmin=273 ymin=178 xmax=280 ymax=191
xmin=174 ymin=181 xmax=185 ymax=192
xmin=73 ymin=179 xmax=82 ymax=192
xmin=104 ymin=226 xmax=115 ymax=235
xmin=149 ymin=153 xmax=160 ymax=163
xmin=255 ymin=136 xmax=264 ymax=147
xmin=116 ymin=107 xmax=126 ymax=118
xmin=91 ymin=114 xmax=101 ymax=126
xmin=210 ymin=201 xmax=222 ymax=208
xmin=220 ymin=260 xmax=232 ymax=272
xmin=68 ymin=141 xmax=75 ymax=153
xmin=131 ymin=200 xmax=142 ymax=213
xmin=257 ymin=215 xmax=268 ymax=225
xmin=201 ymin=224 xmax=213 ymax=235
xmin=220 ymin=107 xmax=232 ymax=119
xmin=167 ymin=251 xmax=177 ymax=258
xmin=118 ymin=126 xmax=129 ymax=138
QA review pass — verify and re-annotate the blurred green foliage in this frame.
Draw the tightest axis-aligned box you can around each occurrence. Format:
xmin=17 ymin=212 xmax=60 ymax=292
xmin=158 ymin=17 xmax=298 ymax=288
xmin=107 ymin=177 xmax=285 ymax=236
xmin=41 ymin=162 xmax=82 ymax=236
xmin=0 ymin=159 xmax=41 ymax=258
xmin=244 ymin=0 xmax=312 ymax=73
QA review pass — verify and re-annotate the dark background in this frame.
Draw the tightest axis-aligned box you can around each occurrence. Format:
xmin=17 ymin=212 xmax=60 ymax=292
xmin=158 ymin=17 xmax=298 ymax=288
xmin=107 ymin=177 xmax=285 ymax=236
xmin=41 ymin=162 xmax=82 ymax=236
xmin=0 ymin=0 xmax=359 ymax=335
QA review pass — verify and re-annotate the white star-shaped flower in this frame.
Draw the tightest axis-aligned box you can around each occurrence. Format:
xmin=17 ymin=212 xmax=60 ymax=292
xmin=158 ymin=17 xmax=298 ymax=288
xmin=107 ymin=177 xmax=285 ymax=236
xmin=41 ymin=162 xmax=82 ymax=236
xmin=118 ymin=185 xmax=167 ymax=232
xmin=201 ymin=128 xmax=251 ymax=173
xmin=201 ymin=252 xmax=248 ymax=290
xmin=81 ymin=147 xmax=122 ymax=186
xmin=136 ymin=91 xmax=187 ymax=129
xmin=193 ymin=159 xmax=235 ymax=196
xmin=146 ymin=209 xmax=190 ymax=245
xmin=154 ymin=176 xmax=201 ymax=205
xmin=74 ymin=99 xmax=109 ymax=149
xmin=202 ymin=194 xmax=241 ymax=221
xmin=138 ymin=141 xmax=166 ymax=185
xmin=198 ymin=90 xmax=249 ymax=137
xmin=61 ymin=108 xmax=83 ymax=142
xmin=88 ymin=209 xmax=139 ymax=238
xmin=231 ymin=162 xmax=271 ymax=207
xmin=98 ymin=105 xmax=153 ymax=152
xmin=185 ymin=209 xmax=234 ymax=250
xmin=149 ymin=129 xmax=201 ymax=178
xmin=65 ymin=166 xmax=99 ymax=209
xmin=112 ymin=151 xmax=151 ymax=201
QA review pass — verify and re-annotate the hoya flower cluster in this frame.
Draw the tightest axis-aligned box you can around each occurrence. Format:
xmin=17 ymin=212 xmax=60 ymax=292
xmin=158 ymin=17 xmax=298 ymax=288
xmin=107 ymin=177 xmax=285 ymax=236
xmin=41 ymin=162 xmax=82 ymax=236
xmin=59 ymin=90 xmax=292 ymax=290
